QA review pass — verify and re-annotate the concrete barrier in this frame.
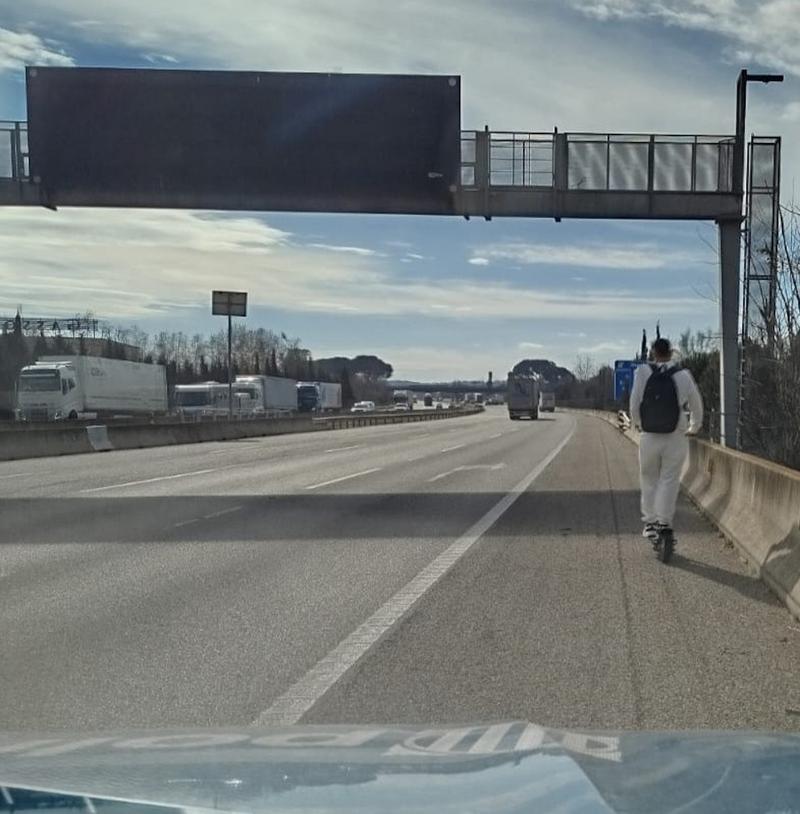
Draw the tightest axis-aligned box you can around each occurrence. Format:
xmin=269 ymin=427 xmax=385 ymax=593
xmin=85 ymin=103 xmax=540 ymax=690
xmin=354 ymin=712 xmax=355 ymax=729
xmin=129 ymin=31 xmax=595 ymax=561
xmin=0 ymin=407 xmax=484 ymax=461
xmin=683 ymin=440 xmax=800 ymax=621
xmin=0 ymin=425 xmax=94 ymax=460
xmin=576 ymin=408 xmax=800 ymax=621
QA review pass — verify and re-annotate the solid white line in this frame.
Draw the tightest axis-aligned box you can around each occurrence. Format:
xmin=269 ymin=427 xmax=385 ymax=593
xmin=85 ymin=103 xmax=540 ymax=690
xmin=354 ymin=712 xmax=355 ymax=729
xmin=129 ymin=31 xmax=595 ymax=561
xmin=81 ymin=468 xmax=218 ymax=493
xmin=325 ymin=445 xmax=363 ymax=453
xmin=488 ymin=432 xmax=503 ymax=439
xmin=252 ymin=421 xmax=575 ymax=726
xmin=440 ymin=443 xmax=466 ymax=453
xmin=204 ymin=505 xmax=243 ymax=520
xmin=304 ymin=467 xmax=382 ymax=491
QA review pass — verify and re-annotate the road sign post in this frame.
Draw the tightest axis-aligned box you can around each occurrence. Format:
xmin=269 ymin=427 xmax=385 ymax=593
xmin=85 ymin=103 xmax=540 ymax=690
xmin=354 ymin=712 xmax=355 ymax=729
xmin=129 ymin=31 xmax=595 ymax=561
xmin=212 ymin=290 xmax=247 ymax=419
xmin=613 ymin=360 xmax=641 ymax=406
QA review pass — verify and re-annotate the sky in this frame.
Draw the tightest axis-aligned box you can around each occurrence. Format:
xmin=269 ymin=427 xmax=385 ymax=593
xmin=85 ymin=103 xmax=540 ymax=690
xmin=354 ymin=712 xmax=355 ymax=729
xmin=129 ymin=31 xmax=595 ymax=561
xmin=0 ymin=0 xmax=798 ymax=381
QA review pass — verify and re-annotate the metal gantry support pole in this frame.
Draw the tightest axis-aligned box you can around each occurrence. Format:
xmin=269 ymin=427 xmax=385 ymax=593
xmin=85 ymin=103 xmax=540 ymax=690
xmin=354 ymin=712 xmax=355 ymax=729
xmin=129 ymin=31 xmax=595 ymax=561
xmin=227 ymin=311 xmax=233 ymax=420
xmin=718 ymin=218 xmax=741 ymax=447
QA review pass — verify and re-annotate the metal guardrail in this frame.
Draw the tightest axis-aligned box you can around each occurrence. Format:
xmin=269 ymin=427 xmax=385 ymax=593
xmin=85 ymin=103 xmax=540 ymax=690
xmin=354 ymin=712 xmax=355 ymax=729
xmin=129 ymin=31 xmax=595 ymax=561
xmin=313 ymin=407 xmax=482 ymax=430
xmin=460 ymin=130 xmax=735 ymax=194
xmin=0 ymin=407 xmax=481 ymax=433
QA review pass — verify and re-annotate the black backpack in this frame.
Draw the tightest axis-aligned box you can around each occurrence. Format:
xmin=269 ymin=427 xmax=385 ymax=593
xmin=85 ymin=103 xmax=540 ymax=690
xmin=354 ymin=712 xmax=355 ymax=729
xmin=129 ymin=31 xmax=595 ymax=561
xmin=640 ymin=365 xmax=680 ymax=433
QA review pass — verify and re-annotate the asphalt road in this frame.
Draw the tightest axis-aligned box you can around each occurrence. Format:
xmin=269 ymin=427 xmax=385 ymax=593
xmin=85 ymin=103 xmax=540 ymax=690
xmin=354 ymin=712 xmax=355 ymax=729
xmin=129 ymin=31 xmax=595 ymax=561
xmin=1 ymin=408 xmax=799 ymax=732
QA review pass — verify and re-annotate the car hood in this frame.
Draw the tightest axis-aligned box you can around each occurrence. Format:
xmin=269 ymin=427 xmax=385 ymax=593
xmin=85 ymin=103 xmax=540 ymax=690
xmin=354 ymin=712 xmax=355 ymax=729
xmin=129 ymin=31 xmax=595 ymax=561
xmin=1 ymin=723 xmax=798 ymax=814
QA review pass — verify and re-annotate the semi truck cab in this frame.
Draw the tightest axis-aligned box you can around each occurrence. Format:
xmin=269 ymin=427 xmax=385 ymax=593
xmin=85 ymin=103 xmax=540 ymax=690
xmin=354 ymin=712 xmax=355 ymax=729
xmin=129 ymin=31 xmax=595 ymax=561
xmin=17 ymin=361 xmax=81 ymax=421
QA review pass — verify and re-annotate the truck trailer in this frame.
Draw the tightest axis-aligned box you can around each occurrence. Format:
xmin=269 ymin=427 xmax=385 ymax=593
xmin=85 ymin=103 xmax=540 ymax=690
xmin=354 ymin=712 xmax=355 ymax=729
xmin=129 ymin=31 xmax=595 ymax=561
xmin=234 ymin=375 xmax=297 ymax=414
xmin=16 ymin=355 xmax=168 ymax=421
xmin=296 ymin=381 xmax=343 ymax=413
xmin=506 ymin=372 xmax=541 ymax=421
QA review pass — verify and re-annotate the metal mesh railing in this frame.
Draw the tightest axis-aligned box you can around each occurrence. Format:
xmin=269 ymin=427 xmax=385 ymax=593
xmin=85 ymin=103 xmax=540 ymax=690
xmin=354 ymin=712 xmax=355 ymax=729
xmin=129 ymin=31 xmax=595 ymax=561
xmin=0 ymin=121 xmax=28 ymax=180
xmin=567 ymin=134 xmax=734 ymax=193
xmin=489 ymin=132 xmax=553 ymax=187
xmin=460 ymin=129 xmax=736 ymax=194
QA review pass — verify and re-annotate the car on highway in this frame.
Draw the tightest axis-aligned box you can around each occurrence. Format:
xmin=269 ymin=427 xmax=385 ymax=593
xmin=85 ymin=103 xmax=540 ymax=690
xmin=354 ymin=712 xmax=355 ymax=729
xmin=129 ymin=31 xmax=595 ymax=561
xmin=391 ymin=403 xmax=411 ymax=412
xmin=350 ymin=400 xmax=375 ymax=413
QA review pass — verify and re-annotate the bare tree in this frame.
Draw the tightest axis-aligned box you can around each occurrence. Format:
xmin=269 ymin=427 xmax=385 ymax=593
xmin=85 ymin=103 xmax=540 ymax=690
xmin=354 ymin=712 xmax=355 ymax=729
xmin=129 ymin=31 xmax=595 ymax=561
xmin=573 ymin=353 xmax=595 ymax=382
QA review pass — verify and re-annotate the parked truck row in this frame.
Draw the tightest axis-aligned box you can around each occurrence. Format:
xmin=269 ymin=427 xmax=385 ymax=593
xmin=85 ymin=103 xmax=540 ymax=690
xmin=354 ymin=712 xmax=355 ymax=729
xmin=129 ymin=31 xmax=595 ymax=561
xmin=15 ymin=356 xmax=344 ymax=421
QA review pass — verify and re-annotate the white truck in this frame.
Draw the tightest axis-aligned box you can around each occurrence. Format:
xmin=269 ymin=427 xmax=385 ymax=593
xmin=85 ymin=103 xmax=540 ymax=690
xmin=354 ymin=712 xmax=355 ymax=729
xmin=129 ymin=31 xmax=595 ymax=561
xmin=174 ymin=382 xmax=256 ymax=418
xmin=297 ymin=381 xmax=343 ymax=413
xmin=391 ymin=389 xmax=415 ymax=411
xmin=234 ymin=375 xmax=297 ymax=414
xmin=16 ymin=355 xmax=168 ymax=421
xmin=507 ymin=372 xmax=541 ymax=420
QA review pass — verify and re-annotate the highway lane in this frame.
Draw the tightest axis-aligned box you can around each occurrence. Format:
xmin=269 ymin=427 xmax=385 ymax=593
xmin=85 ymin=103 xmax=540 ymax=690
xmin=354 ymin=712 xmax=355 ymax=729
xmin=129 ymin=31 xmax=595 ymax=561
xmin=1 ymin=407 xmax=574 ymax=729
xmin=2 ymin=409 xmax=799 ymax=733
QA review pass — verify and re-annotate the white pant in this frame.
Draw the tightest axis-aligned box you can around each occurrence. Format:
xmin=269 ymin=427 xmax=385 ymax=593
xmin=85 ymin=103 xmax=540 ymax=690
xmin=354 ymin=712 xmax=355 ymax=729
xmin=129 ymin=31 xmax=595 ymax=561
xmin=639 ymin=431 xmax=688 ymax=527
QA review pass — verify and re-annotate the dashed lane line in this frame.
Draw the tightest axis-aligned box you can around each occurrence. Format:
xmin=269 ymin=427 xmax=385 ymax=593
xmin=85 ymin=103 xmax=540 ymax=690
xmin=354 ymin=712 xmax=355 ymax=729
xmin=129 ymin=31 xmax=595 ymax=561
xmin=304 ymin=468 xmax=382 ymax=491
xmin=81 ymin=468 xmax=219 ymax=493
xmin=440 ymin=444 xmax=466 ymax=453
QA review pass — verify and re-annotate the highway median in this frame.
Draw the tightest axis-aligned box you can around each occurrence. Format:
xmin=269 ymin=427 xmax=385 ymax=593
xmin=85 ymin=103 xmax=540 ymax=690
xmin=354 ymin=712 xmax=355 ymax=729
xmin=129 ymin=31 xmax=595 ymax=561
xmin=0 ymin=407 xmax=484 ymax=461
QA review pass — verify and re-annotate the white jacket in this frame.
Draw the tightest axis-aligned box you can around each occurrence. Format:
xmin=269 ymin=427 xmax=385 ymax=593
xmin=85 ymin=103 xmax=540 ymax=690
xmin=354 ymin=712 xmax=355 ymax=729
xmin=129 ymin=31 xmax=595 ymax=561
xmin=630 ymin=363 xmax=704 ymax=435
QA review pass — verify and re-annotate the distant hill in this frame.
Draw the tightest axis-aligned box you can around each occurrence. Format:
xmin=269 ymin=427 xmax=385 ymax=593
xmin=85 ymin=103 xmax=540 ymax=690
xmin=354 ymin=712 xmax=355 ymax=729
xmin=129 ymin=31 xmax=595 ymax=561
xmin=511 ymin=359 xmax=574 ymax=389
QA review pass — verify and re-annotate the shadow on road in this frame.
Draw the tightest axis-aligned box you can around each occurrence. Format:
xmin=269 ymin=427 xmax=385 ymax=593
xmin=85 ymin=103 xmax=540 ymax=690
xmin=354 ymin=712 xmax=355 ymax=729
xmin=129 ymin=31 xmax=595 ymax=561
xmin=0 ymin=488 xmax=710 ymax=545
xmin=670 ymin=555 xmax=779 ymax=607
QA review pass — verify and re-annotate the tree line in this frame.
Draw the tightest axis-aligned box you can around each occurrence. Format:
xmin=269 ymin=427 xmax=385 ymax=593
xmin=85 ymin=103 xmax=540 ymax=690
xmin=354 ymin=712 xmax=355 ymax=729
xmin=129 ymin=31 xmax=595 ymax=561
xmin=0 ymin=319 xmax=395 ymax=417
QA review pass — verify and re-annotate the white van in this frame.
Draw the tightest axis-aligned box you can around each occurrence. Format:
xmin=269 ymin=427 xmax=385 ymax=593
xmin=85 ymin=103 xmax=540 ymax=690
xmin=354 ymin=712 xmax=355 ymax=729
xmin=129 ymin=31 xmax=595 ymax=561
xmin=539 ymin=392 xmax=556 ymax=413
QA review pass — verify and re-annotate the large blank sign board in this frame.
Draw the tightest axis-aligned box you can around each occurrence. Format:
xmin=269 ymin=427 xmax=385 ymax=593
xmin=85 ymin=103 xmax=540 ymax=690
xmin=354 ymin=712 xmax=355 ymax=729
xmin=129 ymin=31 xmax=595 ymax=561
xmin=26 ymin=67 xmax=461 ymax=213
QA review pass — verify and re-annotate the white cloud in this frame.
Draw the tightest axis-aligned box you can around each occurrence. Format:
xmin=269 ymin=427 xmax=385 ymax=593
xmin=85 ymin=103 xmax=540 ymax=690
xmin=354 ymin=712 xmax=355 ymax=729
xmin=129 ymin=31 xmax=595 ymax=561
xmin=468 ymin=257 xmax=490 ymax=266
xmin=568 ymin=0 xmax=800 ymax=77
xmin=406 ymin=253 xmax=425 ymax=260
xmin=0 ymin=27 xmax=74 ymax=72
xmin=472 ymin=242 xmax=692 ymax=270
xmin=578 ymin=340 xmax=628 ymax=354
xmin=0 ymin=208 xmax=710 ymax=322
xmin=308 ymin=243 xmax=378 ymax=257
xmin=143 ymin=53 xmax=178 ymax=64
xmin=518 ymin=341 xmax=545 ymax=350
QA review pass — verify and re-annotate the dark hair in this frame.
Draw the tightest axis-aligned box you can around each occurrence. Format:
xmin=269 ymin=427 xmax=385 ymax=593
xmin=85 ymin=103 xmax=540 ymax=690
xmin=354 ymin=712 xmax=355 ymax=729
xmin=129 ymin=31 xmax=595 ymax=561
xmin=652 ymin=338 xmax=672 ymax=358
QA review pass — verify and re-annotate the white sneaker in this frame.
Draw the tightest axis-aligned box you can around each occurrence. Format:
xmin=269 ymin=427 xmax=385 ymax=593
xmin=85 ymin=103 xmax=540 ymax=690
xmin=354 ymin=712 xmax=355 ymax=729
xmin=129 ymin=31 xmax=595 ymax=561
xmin=643 ymin=523 xmax=658 ymax=539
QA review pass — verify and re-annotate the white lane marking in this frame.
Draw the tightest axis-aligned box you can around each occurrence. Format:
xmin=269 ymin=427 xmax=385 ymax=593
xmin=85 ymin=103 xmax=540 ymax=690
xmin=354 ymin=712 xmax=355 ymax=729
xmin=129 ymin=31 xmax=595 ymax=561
xmin=173 ymin=505 xmax=243 ymax=528
xmin=0 ymin=472 xmax=31 ymax=480
xmin=204 ymin=505 xmax=243 ymax=520
xmin=440 ymin=443 xmax=466 ymax=453
xmin=325 ymin=445 xmax=363 ymax=453
xmin=305 ymin=467 xmax=382 ymax=491
xmin=81 ymin=468 xmax=218 ymax=493
xmin=173 ymin=517 xmax=201 ymax=528
xmin=253 ymin=422 xmax=575 ymax=726
xmin=428 ymin=463 xmax=505 ymax=482
xmin=488 ymin=432 xmax=503 ymax=439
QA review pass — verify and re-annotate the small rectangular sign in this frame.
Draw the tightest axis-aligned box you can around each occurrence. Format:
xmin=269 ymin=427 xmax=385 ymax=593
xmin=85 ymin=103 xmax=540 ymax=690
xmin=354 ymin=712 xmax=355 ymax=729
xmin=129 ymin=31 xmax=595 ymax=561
xmin=613 ymin=360 xmax=640 ymax=402
xmin=212 ymin=290 xmax=247 ymax=317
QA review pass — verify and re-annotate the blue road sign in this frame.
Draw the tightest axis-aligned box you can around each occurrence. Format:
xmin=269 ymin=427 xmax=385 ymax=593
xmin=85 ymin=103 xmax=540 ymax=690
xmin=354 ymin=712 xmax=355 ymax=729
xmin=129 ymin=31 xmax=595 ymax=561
xmin=614 ymin=360 xmax=641 ymax=402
